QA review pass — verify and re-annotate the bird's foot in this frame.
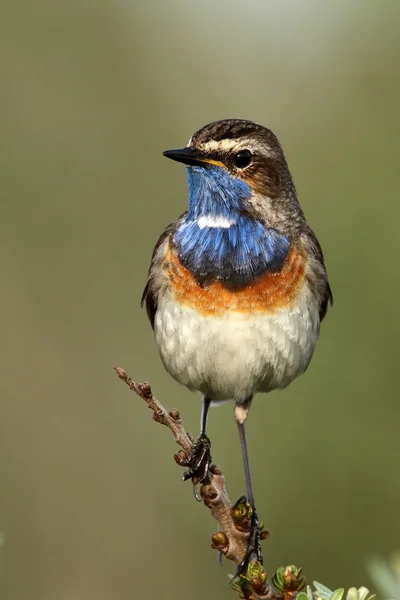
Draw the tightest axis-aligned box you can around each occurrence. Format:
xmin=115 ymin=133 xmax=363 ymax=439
xmin=230 ymin=498 xmax=264 ymax=581
xmin=182 ymin=433 xmax=212 ymax=483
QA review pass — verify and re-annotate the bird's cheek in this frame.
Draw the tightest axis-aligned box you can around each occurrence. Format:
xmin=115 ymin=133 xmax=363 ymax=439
xmin=239 ymin=167 xmax=281 ymax=200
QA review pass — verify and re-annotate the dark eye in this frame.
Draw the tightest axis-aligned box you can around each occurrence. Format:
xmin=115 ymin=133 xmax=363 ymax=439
xmin=233 ymin=149 xmax=252 ymax=169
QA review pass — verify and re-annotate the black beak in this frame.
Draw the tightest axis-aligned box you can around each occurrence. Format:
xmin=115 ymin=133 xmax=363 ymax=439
xmin=163 ymin=147 xmax=207 ymax=167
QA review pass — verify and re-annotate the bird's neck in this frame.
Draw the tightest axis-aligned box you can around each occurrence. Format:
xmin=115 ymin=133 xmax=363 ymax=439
xmin=173 ymin=166 xmax=290 ymax=287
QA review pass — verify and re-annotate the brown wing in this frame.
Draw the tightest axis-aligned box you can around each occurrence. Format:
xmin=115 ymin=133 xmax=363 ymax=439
xmin=141 ymin=216 xmax=185 ymax=329
xmin=319 ymin=281 xmax=333 ymax=321
xmin=302 ymin=227 xmax=333 ymax=321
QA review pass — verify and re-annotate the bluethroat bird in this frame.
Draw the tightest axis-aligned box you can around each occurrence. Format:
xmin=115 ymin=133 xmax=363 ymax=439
xmin=142 ymin=119 xmax=332 ymax=574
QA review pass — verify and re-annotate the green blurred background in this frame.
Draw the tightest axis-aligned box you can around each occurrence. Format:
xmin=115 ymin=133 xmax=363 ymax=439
xmin=1 ymin=1 xmax=399 ymax=598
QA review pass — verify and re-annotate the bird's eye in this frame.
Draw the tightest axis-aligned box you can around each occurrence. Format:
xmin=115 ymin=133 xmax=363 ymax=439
xmin=233 ymin=149 xmax=252 ymax=169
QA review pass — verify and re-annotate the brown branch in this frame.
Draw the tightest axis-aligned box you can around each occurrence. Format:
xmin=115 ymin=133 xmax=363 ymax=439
xmin=114 ymin=366 xmax=273 ymax=600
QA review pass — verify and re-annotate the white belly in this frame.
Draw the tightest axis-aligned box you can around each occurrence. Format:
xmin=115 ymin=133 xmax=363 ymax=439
xmin=154 ymin=293 xmax=320 ymax=403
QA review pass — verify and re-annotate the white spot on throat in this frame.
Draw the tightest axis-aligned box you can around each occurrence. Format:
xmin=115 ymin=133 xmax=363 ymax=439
xmin=197 ymin=215 xmax=236 ymax=229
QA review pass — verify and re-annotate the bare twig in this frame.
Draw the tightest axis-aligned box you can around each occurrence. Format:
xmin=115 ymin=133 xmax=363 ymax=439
xmin=114 ymin=366 xmax=273 ymax=600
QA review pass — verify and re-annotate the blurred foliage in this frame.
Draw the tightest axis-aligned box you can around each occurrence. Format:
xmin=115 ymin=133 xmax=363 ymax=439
xmin=312 ymin=581 xmax=375 ymax=600
xmin=232 ymin=563 xmax=378 ymax=600
xmin=368 ymin=553 xmax=400 ymax=600
xmin=1 ymin=1 xmax=399 ymax=599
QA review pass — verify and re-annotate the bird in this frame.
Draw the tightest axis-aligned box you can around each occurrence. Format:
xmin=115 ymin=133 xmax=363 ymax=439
xmin=141 ymin=119 xmax=332 ymax=575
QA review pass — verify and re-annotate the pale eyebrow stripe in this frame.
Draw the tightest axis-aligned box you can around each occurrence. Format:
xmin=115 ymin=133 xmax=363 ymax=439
xmin=200 ymin=139 xmax=238 ymax=153
xmin=198 ymin=138 xmax=272 ymax=159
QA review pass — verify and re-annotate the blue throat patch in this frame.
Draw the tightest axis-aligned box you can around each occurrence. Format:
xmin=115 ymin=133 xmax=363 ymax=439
xmin=174 ymin=165 xmax=290 ymax=287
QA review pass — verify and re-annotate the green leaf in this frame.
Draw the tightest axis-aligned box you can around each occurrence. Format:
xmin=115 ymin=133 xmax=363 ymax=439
xmin=272 ymin=567 xmax=284 ymax=591
xmin=307 ymin=585 xmax=315 ymax=600
xmin=357 ymin=587 xmax=374 ymax=600
xmin=329 ymin=588 xmax=345 ymax=600
xmin=314 ymin=581 xmax=334 ymax=600
xmin=344 ymin=588 xmax=358 ymax=600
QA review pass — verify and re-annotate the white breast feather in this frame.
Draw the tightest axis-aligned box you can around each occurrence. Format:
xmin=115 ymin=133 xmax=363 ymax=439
xmin=197 ymin=215 xmax=236 ymax=229
xmin=154 ymin=286 xmax=320 ymax=403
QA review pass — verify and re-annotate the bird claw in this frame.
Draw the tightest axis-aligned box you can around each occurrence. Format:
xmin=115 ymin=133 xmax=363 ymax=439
xmin=230 ymin=503 xmax=263 ymax=583
xmin=192 ymin=482 xmax=203 ymax=502
xmin=182 ymin=433 xmax=212 ymax=483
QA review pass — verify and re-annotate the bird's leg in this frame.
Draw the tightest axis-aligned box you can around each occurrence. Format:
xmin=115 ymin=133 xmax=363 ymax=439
xmin=183 ymin=396 xmax=212 ymax=483
xmin=232 ymin=398 xmax=263 ymax=578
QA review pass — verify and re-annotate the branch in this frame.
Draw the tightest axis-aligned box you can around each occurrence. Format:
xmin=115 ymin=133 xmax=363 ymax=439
xmin=113 ymin=366 xmax=272 ymax=600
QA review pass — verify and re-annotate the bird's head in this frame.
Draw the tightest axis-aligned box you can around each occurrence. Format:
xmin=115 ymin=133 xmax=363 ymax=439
xmin=163 ymin=119 xmax=304 ymax=231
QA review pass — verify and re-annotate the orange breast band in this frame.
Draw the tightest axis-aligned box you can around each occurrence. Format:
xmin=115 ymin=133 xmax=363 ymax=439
xmin=165 ymin=245 xmax=307 ymax=316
